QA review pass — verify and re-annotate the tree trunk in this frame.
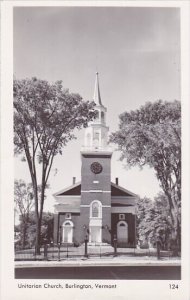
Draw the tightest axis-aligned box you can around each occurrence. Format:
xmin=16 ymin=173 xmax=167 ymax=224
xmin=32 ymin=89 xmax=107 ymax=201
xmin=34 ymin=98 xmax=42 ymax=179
xmin=22 ymin=223 xmax=27 ymax=249
xmin=35 ymin=217 xmax=41 ymax=255
xmin=35 ymin=188 xmax=46 ymax=254
xmin=37 ymin=174 xmax=46 ymax=252
xmin=163 ymin=189 xmax=180 ymax=246
xmin=32 ymin=182 xmax=41 ymax=255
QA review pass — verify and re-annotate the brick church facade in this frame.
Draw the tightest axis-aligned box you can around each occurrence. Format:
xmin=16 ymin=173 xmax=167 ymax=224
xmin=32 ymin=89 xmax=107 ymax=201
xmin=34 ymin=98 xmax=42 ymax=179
xmin=53 ymin=73 xmax=137 ymax=248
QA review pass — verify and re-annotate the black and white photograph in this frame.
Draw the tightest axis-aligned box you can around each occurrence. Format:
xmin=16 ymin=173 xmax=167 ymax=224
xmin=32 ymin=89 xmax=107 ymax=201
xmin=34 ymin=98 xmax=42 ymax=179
xmin=0 ymin=1 xmax=190 ymax=300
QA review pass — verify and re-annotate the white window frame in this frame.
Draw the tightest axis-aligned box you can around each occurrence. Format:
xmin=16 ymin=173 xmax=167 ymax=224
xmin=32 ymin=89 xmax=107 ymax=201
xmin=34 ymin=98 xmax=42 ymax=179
xmin=119 ymin=213 xmax=125 ymax=220
xmin=65 ymin=213 xmax=71 ymax=219
xmin=62 ymin=220 xmax=74 ymax=243
xmin=90 ymin=200 xmax=102 ymax=219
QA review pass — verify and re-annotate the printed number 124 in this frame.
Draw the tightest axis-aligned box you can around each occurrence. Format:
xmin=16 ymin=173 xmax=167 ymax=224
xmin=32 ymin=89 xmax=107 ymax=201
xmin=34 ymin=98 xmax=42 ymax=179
xmin=169 ymin=284 xmax=179 ymax=289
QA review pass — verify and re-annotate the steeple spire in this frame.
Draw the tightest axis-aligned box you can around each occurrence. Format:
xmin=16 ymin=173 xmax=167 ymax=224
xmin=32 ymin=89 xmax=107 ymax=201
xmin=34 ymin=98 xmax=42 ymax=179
xmin=81 ymin=72 xmax=112 ymax=153
xmin=93 ymin=72 xmax=102 ymax=106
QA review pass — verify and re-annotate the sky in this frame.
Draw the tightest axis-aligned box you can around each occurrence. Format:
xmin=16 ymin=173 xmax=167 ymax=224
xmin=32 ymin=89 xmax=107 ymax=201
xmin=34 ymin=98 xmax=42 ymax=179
xmin=13 ymin=6 xmax=180 ymax=213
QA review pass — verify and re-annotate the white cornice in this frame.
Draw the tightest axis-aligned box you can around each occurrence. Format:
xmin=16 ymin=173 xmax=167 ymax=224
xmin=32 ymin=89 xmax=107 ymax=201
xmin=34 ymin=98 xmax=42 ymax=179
xmin=80 ymin=149 xmax=113 ymax=155
xmin=80 ymin=205 xmax=111 ymax=208
xmin=111 ymin=207 xmax=136 ymax=214
xmin=55 ymin=195 xmax=81 ymax=198
xmin=81 ymin=190 xmax=111 ymax=193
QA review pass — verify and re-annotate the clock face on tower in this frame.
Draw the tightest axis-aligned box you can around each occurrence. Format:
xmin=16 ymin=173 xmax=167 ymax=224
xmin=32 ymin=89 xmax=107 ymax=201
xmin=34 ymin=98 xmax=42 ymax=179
xmin=90 ymin=162 xmax=103 ymax=174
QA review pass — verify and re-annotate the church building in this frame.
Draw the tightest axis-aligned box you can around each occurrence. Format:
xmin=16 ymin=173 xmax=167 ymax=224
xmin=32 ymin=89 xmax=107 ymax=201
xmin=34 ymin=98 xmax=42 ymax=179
xmin=53 ymin=73 xmax=137 ymax=248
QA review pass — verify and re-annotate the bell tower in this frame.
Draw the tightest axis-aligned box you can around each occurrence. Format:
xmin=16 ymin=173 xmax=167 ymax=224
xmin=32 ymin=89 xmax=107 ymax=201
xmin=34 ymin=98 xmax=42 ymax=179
xmin=80 ymin=72 xmax=112 ymax=245
xmin=84 ymin=72 xmax=109 ymax=151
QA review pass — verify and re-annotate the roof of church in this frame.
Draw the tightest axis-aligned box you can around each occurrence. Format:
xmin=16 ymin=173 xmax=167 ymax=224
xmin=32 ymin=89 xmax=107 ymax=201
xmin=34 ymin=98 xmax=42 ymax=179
xmin=93 ymin=72 xmax=102 ymax=106
xmin=110 ymin=182 xmax=137 ymax=197
xmin=54 ymin=181 xmax=138 ymax=198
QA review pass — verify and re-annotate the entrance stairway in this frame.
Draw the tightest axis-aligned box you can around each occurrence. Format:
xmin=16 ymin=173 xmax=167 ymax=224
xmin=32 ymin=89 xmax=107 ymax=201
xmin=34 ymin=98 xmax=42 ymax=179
xmin=88 ymin=242 xmax=112 ymax=247
xmin=82 ymin=242 xmax=114 ymax=254
xmin=78 ymin=243 xmax=113 ymax=257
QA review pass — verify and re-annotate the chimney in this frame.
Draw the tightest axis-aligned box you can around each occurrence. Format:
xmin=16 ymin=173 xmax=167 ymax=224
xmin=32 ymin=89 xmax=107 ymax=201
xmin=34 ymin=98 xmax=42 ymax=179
xmin=115 ymin=177 xmax=119 ymax=185
xmin=73 ymin=177 xmax=76 ymax=185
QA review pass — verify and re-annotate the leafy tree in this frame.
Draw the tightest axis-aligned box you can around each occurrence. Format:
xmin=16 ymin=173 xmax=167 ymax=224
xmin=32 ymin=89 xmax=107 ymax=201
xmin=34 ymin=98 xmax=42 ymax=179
xmin=25 ymin=211 xmax=54 ymax=247
xmin=14 ymin=77 xmax=97 ymax=253
xmin=16 ymin=211 xmax=54 ymax=249
xmin=110 ymin=100 xmax=181 ymax=247
xmin=137 ymin=194 xmax=173 ymax=250
xmin=14 ymin=179 xmax=34 ymax=248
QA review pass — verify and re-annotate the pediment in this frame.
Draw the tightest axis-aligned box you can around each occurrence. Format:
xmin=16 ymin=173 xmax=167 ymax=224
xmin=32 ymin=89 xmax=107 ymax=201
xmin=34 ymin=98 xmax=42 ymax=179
xmin=54 ymin=181 xmax=137 ymax=198
xmin=54 ymin=182 xmax=81 ymax=197
xmin=111 ymin=182 xmax=137 ymax=197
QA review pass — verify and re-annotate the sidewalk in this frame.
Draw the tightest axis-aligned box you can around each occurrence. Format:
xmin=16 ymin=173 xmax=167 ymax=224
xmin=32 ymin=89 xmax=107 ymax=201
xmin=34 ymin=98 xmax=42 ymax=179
xmin=15 ymin=255 xmax=181 ymax=268
xmin=15 ymin=244 xmax=181 ymax=268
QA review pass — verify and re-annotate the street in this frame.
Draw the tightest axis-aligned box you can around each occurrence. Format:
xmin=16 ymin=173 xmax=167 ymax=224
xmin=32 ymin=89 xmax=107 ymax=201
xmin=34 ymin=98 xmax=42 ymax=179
xmin=15 ymin=265 xmax=180 ymax=280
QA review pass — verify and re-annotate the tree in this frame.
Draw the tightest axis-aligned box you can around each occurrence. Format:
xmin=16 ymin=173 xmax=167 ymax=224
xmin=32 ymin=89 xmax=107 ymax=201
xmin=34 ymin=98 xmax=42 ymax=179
xmin=14 ymin=77 xmax=97 ymax=253
xmin=15 ymin=211 xmax=54 ymax=249
xmin=25 ymin=211 xmax=54 ymax=247
xmin=14 ymin=179 xmax=34 ymax=248
xmin=137 ymin=194 xmax=173 ymax=250
xmin=110 ymin=100 xmax=181 ymax=247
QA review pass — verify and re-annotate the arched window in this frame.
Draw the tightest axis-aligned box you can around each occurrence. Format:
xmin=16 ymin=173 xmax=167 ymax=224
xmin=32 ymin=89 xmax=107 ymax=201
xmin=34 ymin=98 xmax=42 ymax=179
xmin=92 ymin=202 xmax=99 ymax=217
xmin=90 ymin=200 xmax=102 ymax=218
xmin=94 ymin=132 xmax=99 ymax=140
xmin=101 ymin=111 xmax=104 ymax=122
xmin=64 ymin=222 xmax=71 ymax=226
xmin=94 ymin=109 xmax=99 ymax=121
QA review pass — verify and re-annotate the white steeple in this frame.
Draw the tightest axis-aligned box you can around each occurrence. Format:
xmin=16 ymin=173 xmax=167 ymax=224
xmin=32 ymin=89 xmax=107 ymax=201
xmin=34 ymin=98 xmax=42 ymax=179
xmin=93 ymin=72 xmax=102 ymax=106
xmin=82 ymin=73 xmax=111 ymax=152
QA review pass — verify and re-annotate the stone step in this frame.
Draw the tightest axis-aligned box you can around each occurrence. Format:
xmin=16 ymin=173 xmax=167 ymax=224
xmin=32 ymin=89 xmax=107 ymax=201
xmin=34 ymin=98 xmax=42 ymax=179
xmin=88 ymin=243 xmax=112 ymax=247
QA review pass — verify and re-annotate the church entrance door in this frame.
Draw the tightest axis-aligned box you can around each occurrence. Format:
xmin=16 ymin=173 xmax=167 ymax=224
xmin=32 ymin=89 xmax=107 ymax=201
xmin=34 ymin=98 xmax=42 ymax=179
xmin=90 ymin=226 xmax=101 ymax=243
xmin=62 ymin=221 xmax=73 ymax=243
xmin=117 ymin=221 xmax=128 ymax=245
